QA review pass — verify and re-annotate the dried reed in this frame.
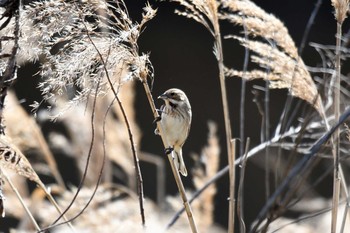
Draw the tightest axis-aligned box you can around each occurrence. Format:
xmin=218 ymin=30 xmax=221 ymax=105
xmin=330 ymin=1 xmax=349 ymax=232
xmin=221 ymin=0 xmax=323 ymax=114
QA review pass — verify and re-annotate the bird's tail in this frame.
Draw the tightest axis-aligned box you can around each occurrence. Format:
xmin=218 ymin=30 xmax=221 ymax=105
xmin=175 ymin=149 xmax=187 ymax=177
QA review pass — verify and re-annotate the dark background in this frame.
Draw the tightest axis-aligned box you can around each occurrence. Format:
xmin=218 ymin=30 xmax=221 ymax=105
xmin=12 ymin=0 xmax=347 ymax=231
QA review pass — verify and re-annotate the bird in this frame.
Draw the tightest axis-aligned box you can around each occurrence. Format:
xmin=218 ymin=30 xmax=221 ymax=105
xmin=155 ymin=88 xmax=192 ymax=176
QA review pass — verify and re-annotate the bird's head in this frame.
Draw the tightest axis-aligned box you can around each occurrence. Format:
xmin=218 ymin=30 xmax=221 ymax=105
xmin=158 ymin=88 xmax=189 ymax=108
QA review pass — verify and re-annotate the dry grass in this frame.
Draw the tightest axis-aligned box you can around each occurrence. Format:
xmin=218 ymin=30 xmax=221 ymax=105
xmin=222 ymin=0 xmax=322 ymax=113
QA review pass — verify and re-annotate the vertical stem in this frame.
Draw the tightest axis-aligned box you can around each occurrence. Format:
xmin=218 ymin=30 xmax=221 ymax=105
xmin=214 ymin=28 xmax=233 ymax=167
xmin=332 ymin=21 xmax=342 ymax=233
xmin=237 ymin=138 xmax=250 ymax=233
xmin=240 ymin=15 xmax=249 ymax=157
xmin=212 ymin=12 xmax=234 ymax=233
xmin=265 ymin=77 xmax=270 ymax=200
xmin=228 ymin=139 xmax=236 ymax=233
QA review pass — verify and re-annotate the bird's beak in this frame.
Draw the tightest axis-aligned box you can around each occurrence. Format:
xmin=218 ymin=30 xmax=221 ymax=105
xmin=158 ymin=93 xmax=168 ymax=99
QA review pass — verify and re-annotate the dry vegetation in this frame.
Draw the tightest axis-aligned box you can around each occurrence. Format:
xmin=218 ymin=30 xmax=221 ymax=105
xmin=0 ymin=0 xmax=350 ymax=233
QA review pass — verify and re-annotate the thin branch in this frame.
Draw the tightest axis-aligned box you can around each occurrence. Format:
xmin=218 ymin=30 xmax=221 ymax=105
xmin=264 ymin=40 xmax=273 ymax=202
xmin=213 ymin=3 xmax=235 ymax=232
xmin=298 ymin=0 xmax=324 ymax=55
xmin=240 ymin=15 xmax=249 ymax=156
xmin=3 ymin=170 xmax=41 ymax=231
xmin=237 ymin=138 xmax=250 ymax=233
xmin=228 ymin=139 xmax=236 ymax=233
xmin=330 ymin=0 xmax=350 ymax=228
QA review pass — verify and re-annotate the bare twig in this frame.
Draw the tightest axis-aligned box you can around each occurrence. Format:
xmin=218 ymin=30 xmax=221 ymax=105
xmin=331 ymin=19 xmax=342 ymax=233
xmin=3 ymin=170 xmax=41 ymax=231
xmin=237 ymin=138 xmax=250 ymax=233
xmin=228 ymin=139 xmax=236 ymax=233
xmin=330 ymin=0 xmax=349 ymax=231
xmin=213 ymin=3 xmax=235 ymax=231
xmin=240 ymin=15 xmax=249 ymax=157
xmin=299 ymin=0 xmax=324 ymax=56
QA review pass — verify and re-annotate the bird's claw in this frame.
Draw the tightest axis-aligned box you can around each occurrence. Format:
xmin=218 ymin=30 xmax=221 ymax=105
xmin=164 ymin=147 xmax=174 ymax=155
xmin=153 ymin=109 xmax=163 ymax=124
xmin=153 ymin=116 xmax=161 ymax=124
xmin=154 ymin=128 xmax=160 ymax=135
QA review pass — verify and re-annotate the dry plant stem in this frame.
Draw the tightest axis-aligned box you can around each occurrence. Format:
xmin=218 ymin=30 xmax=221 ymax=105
xmin=228 ymin=139 xmax=236 ymax=233
xmin=299 ymin=0 xmax=324 ymax=55
xmin=264 ymin=45 xmax=272 ymax=201
xmin=331 ymin=20 xmax=342 ymax=233
xmin=3 ymin=170 xmax=41 ymax=231
xmin=33 ymin=128 xmax=65 ymax=190
xmin=240 ymin=16 xmax=249 ymax=157
xmin=116 ymin=95 xmax=146 ymax=226
xmin=168 ymin=152 xmax=197 ymax=233
xmin=76 ymin=4 xmax=146 ymax=225
xmin=237 ymin=138 xmax=250 ymax=233
xmin=38 ymin=182 xmax=75 ymax=232
xmin=214 ymin=14 xmax=233 ymax=181
xmin=340 ymin=192 xmax=349 ymax=233
xmin=213 ymin=8 xmax=235 ymax=233
xmin=141 ymin=80 xmax=198 ymax=233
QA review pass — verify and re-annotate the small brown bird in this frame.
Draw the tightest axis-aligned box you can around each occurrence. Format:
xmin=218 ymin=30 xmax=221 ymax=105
xmin=155 ymin=88 xmax=192 ymax=176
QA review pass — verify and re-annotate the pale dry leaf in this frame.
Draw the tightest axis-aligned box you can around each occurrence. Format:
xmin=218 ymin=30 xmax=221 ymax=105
xmin=0 ymin=136 xmax=41 ymax=185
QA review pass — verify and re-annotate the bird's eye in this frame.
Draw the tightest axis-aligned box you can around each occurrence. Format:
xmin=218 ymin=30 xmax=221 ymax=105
xmin=170 ymin=93 xmax=175 ymax=96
